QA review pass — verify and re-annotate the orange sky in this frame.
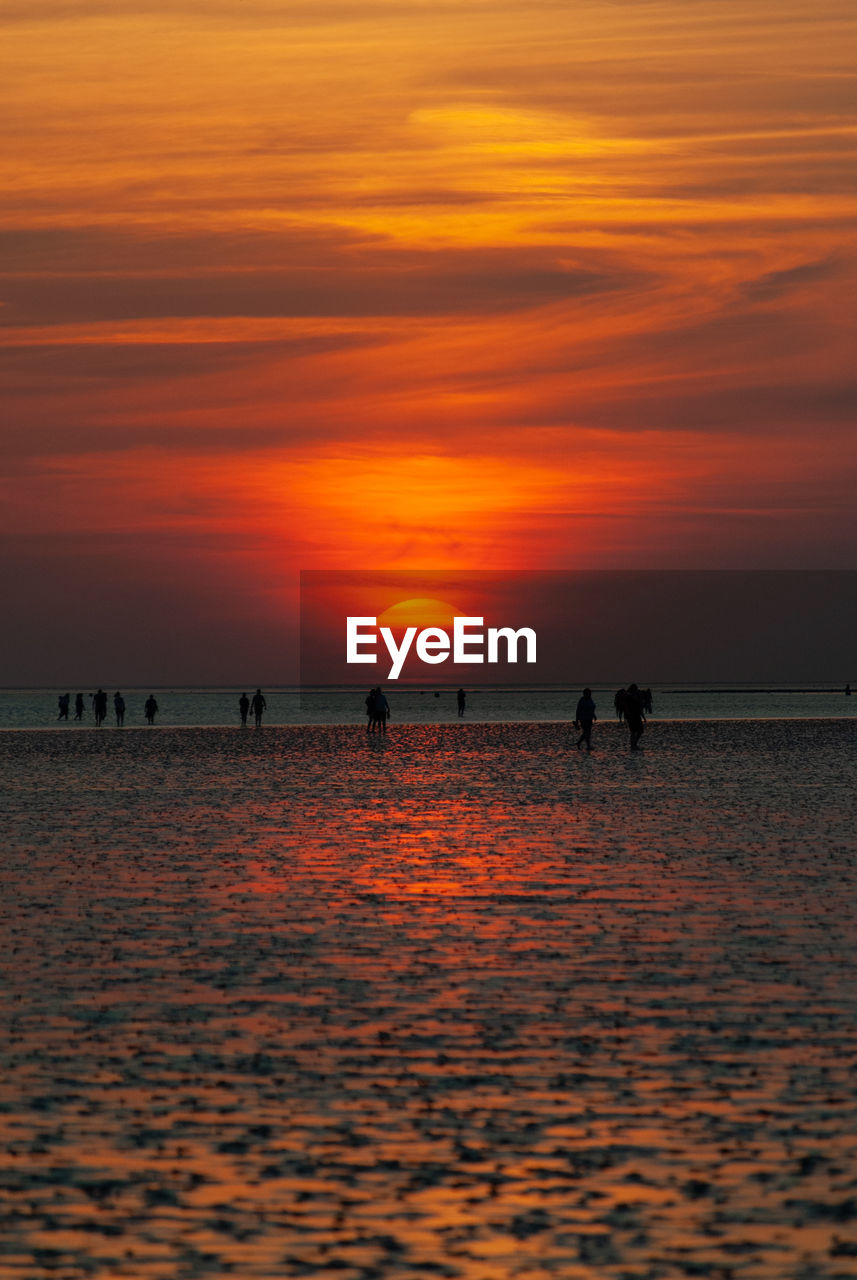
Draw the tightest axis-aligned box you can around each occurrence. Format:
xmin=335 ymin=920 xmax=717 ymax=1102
xmin=2 ymin=1 xmax=856 ymax=680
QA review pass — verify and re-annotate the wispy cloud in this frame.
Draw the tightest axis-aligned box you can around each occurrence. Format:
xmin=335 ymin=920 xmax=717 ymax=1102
xmin=2 ymin=0 xmax=856 ymax=675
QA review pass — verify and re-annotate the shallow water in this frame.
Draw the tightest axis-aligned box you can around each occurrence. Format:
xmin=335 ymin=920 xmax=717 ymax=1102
xmin=2 ymin=721 xmax=857 ymax=1278
xmin=3 ymin=684 xmax=857 ymax=729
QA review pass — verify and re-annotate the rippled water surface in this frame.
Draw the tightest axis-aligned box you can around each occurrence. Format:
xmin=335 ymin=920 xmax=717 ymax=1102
xmin=2 ymin=721 xmax=857 ymax=1278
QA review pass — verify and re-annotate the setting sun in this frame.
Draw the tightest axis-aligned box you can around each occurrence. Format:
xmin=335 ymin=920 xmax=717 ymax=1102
xmin=376 ymin=597 xmax=466 ymax=630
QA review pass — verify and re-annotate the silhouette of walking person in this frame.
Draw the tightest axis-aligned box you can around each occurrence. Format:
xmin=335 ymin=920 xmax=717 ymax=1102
xmin=144 ymin=695 xmax=159 ymax=725
xmin=614 ymin=687 xmax=626 ymax=720
xmin=251 ymin=688 xmax=267 ymax=727
xmin=57 ymin=693 xmax=70 ymax=721
xmin=457 ymin=687 xmax=466 ymax=717
xmin=239 ymin=693 xmax=250 ymax=726
xmin=374 ymin=687 xmax=390 ymax=734
xmin=74 ymin=693 xmax=85 ymax=720
xmin=574 ymin=687 xmax=596 ymax=752
xmin=366 ymin=687 xmax=377 ymax=733
xmin=114 ymin=692 xmax=125 ymax=727
xmin=621 ymin=683 xmax=646 ymax=750
xmin=93 ymin=688 xmax=107 ymax=728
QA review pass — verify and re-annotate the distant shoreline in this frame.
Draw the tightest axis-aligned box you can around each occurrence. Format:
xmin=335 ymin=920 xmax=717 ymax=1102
xmin=0 ymin=685 xmax=852 ymax=695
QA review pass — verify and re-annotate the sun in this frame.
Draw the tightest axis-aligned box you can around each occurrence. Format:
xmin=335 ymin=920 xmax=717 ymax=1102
xmin=377 ymin=597 xmax=466 ymax=630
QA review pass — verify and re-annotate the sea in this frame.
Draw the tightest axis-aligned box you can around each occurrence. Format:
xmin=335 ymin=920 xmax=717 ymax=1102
xmin=2 ymin=701 xmax=856 ymax=1275
xmin=1 ymin=682 xmax=856 ymax=729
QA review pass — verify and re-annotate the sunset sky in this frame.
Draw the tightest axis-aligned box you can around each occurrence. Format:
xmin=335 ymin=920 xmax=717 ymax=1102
xmin=2 ymin=1 xmax=855 ymax=682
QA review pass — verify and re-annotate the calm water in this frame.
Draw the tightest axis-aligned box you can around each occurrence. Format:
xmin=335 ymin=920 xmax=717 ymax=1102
xmin=1 ymin=683 xmax=855 ymax=729
xmin=2 ymin=721 xmax=857 ymax=1278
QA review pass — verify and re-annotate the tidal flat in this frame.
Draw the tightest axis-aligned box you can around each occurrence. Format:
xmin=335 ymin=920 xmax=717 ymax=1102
xmin=2 ymin=721 xmax=857 ymax=1278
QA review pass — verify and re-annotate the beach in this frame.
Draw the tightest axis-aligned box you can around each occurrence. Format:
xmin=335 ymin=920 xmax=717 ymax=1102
xmin=2 ymin=720 xmax=857 ymax=1278
xmin=2 ymin=686 xmax=857 ymax=730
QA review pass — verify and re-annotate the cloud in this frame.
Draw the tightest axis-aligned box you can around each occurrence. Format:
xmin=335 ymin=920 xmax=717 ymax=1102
xmin=0 ymin=423 xmax=331 ymax=467
xmin=741 ymin=256 xmax=842 ymax=301
xmin=0 ymin=1 xmax=437 ymax=27
xmin=2 ymin=0 xmax=857 ymax=686
xmin=0 ymin=243 xmax=638 ymax=327
xmin=0 ymin=224 xmax=378 ymax=273
xmin=0 ymin=332 xmax=382 ymax=389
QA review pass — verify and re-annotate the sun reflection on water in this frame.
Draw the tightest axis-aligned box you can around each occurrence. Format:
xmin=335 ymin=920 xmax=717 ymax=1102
xmin=1 ymin=722 xmax=857 ymax=1277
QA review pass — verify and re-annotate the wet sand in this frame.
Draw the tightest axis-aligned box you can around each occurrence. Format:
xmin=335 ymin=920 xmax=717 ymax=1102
xmin=2 ymin=721 xmax=857 ymax=1278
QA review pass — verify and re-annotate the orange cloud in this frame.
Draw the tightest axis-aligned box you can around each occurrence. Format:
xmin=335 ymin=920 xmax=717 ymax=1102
xmin=2 ymin=1 xmax=856 ymax=677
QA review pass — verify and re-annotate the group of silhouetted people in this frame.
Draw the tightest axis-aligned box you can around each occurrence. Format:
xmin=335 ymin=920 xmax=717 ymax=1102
xmin=614 ymin=684 xmax=652 ymax=720
xmin=365 ymin=686 xmax=390 ymax=733
xmin=56 ymin=691 xmax=90 ymax=721
xmin=360 ymin=687 xmax=467 ymax=733
xmin=87 ymin=689 xmax=125 ymax=727
xmin=574 ymin=684 xmax=652 ymax=752
xmin=51 ymin=684 xmax=658 ymax=748
xmin=239 ymin=689 xmax=267 ymax=726
xmin=57 ymin=690 xmax=158 ymax=726
xmin=55 ymin=688 xmax=273 ymax=727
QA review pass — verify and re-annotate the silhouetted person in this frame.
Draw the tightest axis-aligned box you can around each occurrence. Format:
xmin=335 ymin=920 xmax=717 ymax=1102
xmin=374 ymin=687 xmax=390 ymax=734
xmin=365 ymin=687 xmax=377 ymax=732
xmin=74 ymin=693 xmax=85 ymax=720
xmin=93 ymin=688 xmax=107 ymax=727
xmin=575 ymin=687 xmax=596 ymax=752
xmin=642 ymin=687 xmax=653 ymax=714
xmin=57 ymin=693 xmax=70 ymax=721
xmin=457 ymin=688 xmax=466 ymax=717
xmin=251 ymin=688 xmax=266 ymax=727
xmin=114 ymin=691 xmax=125 ymax=727
xmin=239 ymin=693 xmax=250 ymax=726
xmin=144 ymin=695 xmax=158 ymax=725
xmin=614 ymin=687 xmax=626 ymax=720
xmin=621 ymin=683 xmax=645 ymax=750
